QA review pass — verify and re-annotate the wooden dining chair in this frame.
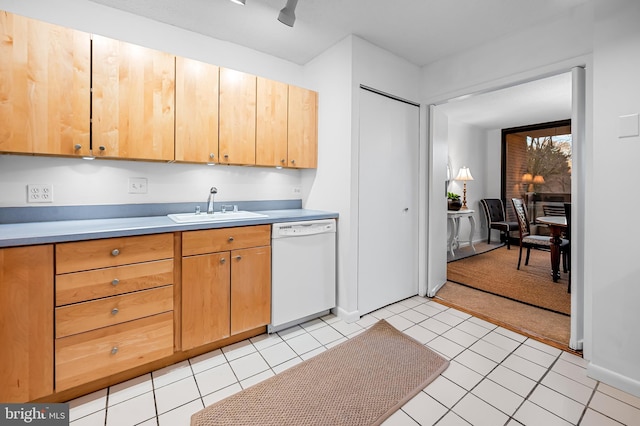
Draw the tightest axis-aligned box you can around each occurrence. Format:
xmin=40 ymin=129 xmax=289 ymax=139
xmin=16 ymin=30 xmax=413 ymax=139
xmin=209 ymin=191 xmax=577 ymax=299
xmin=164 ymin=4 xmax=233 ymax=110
xmin=542 ymin=204 xmax=566 ymax=216
xmin=511 ymin=198 xmax=570 ymax=270
xmin=480 ymin=199 xmax=519 ymax=249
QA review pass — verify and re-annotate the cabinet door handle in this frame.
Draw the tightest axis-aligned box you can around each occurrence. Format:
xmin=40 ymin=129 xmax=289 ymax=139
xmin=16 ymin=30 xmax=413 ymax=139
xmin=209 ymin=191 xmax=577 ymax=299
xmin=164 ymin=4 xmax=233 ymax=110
xmin=111 ymin=278 xmax=120 ymax=286
xmin=111 ymin=249 xmax=120 ymax=256
xmin=220 ymin=258 xmax=226 ymax=264
xmin=235 ymin=255 xmax=242 ymax=261
xmin=291 ymin=159 xmax=296 ymax=165
xmin=111 ymin=308 xmax=119 ymax=315
xmin=111 ymin=346 xmax=119 ymax=355
xmin=99 ymin=145 xmax=106 ymax=151
xmin=209 ymin=153 xmax=215 ymax=159
xmin=74 ymin=144 xmax=82 ymax=151
xmin=228 ymin=236 xmax=234 ymax=242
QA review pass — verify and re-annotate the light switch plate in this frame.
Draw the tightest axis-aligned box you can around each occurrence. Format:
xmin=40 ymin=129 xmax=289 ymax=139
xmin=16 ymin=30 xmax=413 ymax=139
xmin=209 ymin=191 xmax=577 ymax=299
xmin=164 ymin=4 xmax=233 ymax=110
xmin=619 ymin=113 xmax=639 ymax=138
xmin=128 ymin=177 xmax=148 ymax=194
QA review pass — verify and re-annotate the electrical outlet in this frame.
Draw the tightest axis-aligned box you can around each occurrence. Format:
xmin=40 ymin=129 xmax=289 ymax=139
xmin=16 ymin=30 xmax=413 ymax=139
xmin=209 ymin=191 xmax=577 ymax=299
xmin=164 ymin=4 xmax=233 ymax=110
xmin=128 ymin=177 xmax=148 ymax=194
xmin=292 ymin=186 xmax=301 ymax=195
xmin=27 ymin=184 xmax=53 ymax=203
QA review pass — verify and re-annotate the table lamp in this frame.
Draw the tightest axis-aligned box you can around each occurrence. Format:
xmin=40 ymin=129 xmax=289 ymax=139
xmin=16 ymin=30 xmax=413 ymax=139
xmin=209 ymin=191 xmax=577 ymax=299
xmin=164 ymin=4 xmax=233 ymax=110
xmin=455 ymin=167 xmax=474 ymax=210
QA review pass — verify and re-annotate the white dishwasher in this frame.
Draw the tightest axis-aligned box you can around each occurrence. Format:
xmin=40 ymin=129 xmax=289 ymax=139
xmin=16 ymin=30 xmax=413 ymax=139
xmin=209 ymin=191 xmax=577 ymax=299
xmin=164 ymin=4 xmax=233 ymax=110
xmin=269 ymin=219 xmax=336 ymax=333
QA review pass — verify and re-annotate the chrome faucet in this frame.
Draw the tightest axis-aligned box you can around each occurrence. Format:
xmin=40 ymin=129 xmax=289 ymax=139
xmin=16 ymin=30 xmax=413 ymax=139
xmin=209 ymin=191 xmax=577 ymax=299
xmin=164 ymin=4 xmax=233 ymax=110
xmin=207 ymin=187 xmax=218 ymax=214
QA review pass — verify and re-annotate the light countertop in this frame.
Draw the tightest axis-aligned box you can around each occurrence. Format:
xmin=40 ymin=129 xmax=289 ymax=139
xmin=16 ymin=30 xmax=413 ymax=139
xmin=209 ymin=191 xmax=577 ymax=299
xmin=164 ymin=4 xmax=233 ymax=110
xmin=0 ymin=209 xmax=338 ymax=248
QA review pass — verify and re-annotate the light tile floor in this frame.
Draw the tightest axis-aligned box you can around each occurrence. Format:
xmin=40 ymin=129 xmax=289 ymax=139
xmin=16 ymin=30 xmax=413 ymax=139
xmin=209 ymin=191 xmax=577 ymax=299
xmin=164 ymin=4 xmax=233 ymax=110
xmin=68 ymin=297 xmax=640 ymax=426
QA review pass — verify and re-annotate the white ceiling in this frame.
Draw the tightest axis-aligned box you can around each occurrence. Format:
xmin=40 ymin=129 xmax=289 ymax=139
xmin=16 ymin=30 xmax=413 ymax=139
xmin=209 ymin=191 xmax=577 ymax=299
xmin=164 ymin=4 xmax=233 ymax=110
xmin=87 ymin=0 xmax=580 ymax=129
xmin=437 ymin=72 xmax=573 ymax=130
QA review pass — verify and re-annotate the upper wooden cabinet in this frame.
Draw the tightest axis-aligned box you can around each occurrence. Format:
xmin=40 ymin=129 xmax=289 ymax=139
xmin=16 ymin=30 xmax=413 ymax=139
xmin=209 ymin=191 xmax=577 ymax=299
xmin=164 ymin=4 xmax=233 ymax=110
xmin=256 ymin=77 xmax=288 ymax=168
xmin=91 ymin=35 xmax=175 ymax=161
xmin=1 ymin=11 xmax=318 ymax=167
xmin=288 ymin=85 xmax=318 ymax=168
xmin=0 ymin=11 xmax=91 ymax=156
xmin=175 ymin=57 xmax=219 ymax=164
xmin=219 ymin=68 xmax=257 ymax=165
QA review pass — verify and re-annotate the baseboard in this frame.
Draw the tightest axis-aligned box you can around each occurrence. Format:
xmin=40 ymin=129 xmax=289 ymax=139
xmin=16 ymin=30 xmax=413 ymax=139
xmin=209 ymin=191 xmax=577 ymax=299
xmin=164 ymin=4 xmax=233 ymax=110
xmin=428 ymin=280 xmax=447 ymax=297
xmin=336 ymin=306 xmax=360 ymax=323
xmin=587 ymin=362 xmax=640 ymax=398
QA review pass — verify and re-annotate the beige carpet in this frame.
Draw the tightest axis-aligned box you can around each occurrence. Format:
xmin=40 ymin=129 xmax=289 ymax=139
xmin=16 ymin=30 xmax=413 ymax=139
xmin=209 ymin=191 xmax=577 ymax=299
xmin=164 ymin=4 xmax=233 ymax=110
xmin=435 ymin=282 xmax=571 ymax=349
xmin=447 ymin=245 xmax=570 ymax=315
xmin=191 ymin=320 xmax=449 ymax=426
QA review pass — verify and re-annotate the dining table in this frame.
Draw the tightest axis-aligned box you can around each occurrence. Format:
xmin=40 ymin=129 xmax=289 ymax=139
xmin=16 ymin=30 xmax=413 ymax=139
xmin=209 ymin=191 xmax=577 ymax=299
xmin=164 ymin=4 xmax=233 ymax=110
xmin=536 ymin=215 xmax=567 ymax=282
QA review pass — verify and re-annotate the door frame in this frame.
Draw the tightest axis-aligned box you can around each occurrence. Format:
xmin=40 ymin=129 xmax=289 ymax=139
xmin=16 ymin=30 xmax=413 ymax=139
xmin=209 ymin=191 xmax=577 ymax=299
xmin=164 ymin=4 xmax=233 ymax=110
xmin=426 ymin=66 xmax=587 ymax=351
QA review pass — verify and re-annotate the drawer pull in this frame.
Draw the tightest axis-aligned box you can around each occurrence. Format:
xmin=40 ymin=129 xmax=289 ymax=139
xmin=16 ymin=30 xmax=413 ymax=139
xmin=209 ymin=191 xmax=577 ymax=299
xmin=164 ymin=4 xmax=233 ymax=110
xmin=228 ymin=236 xmax=234 ymax=242
xmin=111 ymin=346 xmax=119 ymax=355
xmin=111 ymin=278 xmax=120 ymax=286
xmin=111 ymin=308 xmax=119 ymax=315
xmin=111 ymin=249 xmax=120 ymax=256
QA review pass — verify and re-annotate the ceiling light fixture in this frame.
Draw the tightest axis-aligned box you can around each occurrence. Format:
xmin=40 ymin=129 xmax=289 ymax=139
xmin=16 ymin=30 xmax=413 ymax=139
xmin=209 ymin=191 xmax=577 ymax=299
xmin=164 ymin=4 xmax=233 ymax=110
xmin=278 ymin=0 xmax=298 ymax=27
xmin=229 ymin=0 xmax=246 ymax=5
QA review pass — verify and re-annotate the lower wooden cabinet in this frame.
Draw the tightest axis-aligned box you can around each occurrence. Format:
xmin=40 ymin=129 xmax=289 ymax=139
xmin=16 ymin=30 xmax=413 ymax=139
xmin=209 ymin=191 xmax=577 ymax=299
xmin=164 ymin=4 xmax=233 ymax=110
xmin=0 ymin=245 xmax=54 ymax=402
xmin=55 ymin=313 xmax=174 ymax=391
xmin=230 ymin=245 xmax=271 ymax=335
xmin=0 ymin=226 xmax=271 ymax=401
xmin=54 ymin=233 xmax=176 ymax=393
xmin=181 ymin=252 xmax=231 ymax=349
xmin=181 ymin=225 xmax=271 ymax=350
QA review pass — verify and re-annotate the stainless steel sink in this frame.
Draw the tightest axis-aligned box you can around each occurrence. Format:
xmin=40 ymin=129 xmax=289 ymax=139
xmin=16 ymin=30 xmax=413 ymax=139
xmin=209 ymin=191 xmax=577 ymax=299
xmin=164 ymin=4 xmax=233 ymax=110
xmin=168 ymin=211 xmax=268 ymax=223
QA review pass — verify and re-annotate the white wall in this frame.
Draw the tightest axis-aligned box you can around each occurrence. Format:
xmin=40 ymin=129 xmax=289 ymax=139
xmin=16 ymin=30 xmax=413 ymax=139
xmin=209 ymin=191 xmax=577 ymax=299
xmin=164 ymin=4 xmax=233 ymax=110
xmin=421 ymin=2 xmax=594 ymax=103
xmin=302 ymin=36 xmax=354 ymax=317
xmin=446 ymin=120 xmax=488 ymax=243
xmin=423 ymin=0 xmax=640 ymax=398
xmin=304 ymin=35 xmax=424 ymax=319
xmin=351 ymin=37 xmax=424 ymax=316
xmin=0 ymin=0 xmax=307 ymax=208
xmin=586 ymin=0 xmax=640 ymax=397
xmin=0 ymin=155 xmax=300 ymax=207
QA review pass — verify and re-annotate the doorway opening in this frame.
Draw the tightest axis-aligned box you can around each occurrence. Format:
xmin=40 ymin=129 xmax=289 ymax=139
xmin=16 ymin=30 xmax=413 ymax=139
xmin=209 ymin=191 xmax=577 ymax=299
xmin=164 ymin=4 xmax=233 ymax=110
xmin=428 ymin=68 xmax=584 ymax=353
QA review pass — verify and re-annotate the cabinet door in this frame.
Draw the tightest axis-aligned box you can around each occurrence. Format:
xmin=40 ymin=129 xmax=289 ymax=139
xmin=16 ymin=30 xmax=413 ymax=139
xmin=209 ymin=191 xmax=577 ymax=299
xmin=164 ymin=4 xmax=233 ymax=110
xmin=181 ymin=252 xmax=230 ymax=350
xmin=219 ymin=68 xmax=256 ymax=165
xmin=287 ymin=85 xmax=318 ymax=168
xmin=256 ymin=77 xmax=288 ymax=167
xmin=0 ymin=11 xmax=90 ymax=156
xmin=0 ymin=245 xmax=54 ymax=402
xmin=230 ymin=246 xmax=271 ymax=335
xmin=175 ymin=57 xmax=219 ymax=163
xmin=92 ymin=35 xmax=175 ymax=161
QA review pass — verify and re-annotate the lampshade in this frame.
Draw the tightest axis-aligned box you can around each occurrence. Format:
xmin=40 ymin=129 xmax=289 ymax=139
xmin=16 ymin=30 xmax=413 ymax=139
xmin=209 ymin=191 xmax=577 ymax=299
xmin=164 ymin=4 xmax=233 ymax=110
xmin=522 ymin=173 xmax=533 ymax=183
xmin=278 ymin=0 xmax=298 ymax=27
xmin=454 ymin=167 xmax=474 ymax=181
xmin=533 ymin=175 xmax=545 ymax=184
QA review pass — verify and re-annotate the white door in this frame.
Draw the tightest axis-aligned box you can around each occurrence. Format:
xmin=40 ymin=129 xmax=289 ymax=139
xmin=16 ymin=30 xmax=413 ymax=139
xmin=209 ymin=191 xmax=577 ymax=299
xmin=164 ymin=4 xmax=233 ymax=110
xmin=427 ymin=105 xmax=449 ymax=297
xmin=357 ymin=88 xmax=419 ymax=316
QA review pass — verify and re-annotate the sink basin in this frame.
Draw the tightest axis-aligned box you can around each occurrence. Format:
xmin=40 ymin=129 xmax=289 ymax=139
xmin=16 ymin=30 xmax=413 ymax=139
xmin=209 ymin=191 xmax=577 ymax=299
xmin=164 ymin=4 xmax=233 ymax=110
xmin=168 ymin=211 xmax=268 ymax=223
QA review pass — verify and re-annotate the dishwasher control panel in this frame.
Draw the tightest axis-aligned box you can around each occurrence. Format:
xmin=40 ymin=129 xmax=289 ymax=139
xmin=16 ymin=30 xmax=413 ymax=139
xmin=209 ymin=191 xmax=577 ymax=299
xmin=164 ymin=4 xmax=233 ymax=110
xmin=272 ymin=219 xmax=336 ymax=238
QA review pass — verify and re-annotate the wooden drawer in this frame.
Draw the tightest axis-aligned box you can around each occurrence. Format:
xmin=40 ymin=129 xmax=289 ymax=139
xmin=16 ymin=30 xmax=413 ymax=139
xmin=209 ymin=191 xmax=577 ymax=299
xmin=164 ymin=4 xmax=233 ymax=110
xmin=56 ymin=234 xmax=174 ymax=274
xmin=56 ymin=259 xmax=173 ymax=306
xmin=55 ymin=312 xmax=174 ymax=391
xmin=56 ymin=285 xmax=173 ymax=338
xmin=182 ymin=225 xmax=270 ymax=256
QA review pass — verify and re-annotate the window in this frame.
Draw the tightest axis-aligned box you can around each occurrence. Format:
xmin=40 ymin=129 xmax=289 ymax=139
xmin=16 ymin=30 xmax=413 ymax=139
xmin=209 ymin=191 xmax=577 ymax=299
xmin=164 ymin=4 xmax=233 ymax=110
xmin=502 ymin=120 xmax=572 ymax=228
